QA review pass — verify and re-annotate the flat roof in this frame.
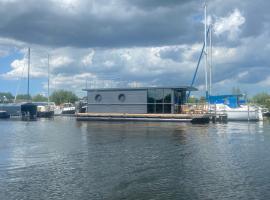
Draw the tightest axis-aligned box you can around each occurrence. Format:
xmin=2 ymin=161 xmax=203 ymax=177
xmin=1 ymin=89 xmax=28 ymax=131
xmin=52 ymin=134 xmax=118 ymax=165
xmin=83 ymin=86 xmax=197 ymax=92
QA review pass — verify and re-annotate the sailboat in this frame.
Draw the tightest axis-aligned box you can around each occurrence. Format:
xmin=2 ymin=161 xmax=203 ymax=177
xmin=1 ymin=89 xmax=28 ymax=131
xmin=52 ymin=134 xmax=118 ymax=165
xmin=36 ymin=54 xmax=54 ymax=118
xmin=202 ymin=3 xmax=263 ymax=121
xmin=0 ymin=48 xmax=38 ymax=120
xmin=21 ymin=48 xmax=38 ymax=120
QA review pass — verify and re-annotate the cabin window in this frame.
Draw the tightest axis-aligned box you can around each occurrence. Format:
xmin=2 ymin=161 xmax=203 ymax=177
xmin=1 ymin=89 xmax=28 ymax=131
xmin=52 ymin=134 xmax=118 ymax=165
xmin=118 ymin=94 xmax=126 ymax=102
xmin=147 ymin=89 xmax=172 ymax=114
xmin=95 ymin=94 xmax=102 ymax=102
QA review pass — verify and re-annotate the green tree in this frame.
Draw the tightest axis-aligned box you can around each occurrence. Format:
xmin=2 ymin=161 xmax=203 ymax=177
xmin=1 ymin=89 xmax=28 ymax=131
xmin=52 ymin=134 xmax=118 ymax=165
xmin=50 ymin=90 xmax=78 ymax=105
xmin=187 ymin=96 xmax=197 ymax=103
xmin=32 ymin=94 xmax=48 ymax=102
xmin=0 ymin=92 xmax=14 ymax=103
xmin=252 ymin=93 xmax=270 ymax=109
xmin=16 ymin=94 xmax=31 ymax=102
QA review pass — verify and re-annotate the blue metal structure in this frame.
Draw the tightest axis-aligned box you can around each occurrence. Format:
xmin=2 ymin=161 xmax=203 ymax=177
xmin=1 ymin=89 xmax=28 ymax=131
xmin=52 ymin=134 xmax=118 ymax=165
xmin=208 ymin=94 xmax=246 ymax=108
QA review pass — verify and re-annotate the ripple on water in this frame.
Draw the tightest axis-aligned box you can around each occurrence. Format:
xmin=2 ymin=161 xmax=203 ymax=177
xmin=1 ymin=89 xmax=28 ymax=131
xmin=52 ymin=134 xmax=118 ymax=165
xmin=1 ymin=119 xmax=270 ymax=199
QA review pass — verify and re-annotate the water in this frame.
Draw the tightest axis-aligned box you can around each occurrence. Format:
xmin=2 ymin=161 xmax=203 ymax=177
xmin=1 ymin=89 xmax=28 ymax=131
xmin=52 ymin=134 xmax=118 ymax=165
xmin=1 ymin=118 xmax=270 ymax=200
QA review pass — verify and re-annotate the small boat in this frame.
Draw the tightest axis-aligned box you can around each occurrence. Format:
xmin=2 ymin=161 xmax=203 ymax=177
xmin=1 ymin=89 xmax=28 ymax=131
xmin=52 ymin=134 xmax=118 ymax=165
xmin=261 ymin=108 xmax=270 ymax=117
xmin=35 ymin=102 xmax=55 ymax=118
xmin=209 ymin=95 xmax=263 ymax=121
xmin=35 ymin=54 xmax=54 ymax=118
xmin=76 ymin=100 xmax=88 ymax=113
xmin=0 ymin=111 xmax=10 ymax=119
xmin=61 ymin=103 xmax=76 ymax=114
xmin=21 ymin=103 xmax=37 ymax=121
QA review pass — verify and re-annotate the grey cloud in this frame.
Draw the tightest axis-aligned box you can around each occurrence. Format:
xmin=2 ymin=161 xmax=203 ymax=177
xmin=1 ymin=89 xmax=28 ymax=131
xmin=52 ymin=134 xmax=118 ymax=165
xmin=0 ymin=0 xmax=201 ymax=48
xmin=1 ymin=0 xmax=270 ymax=95
xmin=159 ymin=47 xmax=183 ymax=62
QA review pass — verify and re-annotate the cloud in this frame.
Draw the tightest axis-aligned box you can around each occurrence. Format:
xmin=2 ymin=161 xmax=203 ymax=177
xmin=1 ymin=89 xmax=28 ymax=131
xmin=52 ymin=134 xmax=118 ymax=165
xmin=214 ymin=9 xmax=245 ymax=40
xmin=0 ymin=0 xmax=270 ymax=96
xmin=0 ymin=0 xmax=201 ymax=48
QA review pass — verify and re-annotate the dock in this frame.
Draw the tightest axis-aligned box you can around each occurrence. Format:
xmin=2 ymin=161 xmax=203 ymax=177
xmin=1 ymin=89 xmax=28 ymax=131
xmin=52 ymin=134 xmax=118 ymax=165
xmin=76 ymin=113 xmax=211 ymax=124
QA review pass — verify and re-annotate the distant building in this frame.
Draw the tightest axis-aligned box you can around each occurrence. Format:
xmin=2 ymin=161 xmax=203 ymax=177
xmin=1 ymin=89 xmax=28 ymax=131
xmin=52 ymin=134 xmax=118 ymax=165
xmin=84 ymin=86 xmax=197 ymax=114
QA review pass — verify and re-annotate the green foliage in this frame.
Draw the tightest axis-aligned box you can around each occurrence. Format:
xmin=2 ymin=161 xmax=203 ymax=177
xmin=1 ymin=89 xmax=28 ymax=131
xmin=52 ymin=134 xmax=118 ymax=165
xmin=252 ymin=93 xmax=270 ymax=109
xmin=50 ymin=90 xmax=78 ymax=105
xmin=0 ymin=92 xmax=14 ymax=103
xmin=16 ymin=94 xmax=31 ymax=101
xmin=187 ymin=96 xmax=197 ymax=103
xmin=32 ymin=94 xmax=48 ymax=102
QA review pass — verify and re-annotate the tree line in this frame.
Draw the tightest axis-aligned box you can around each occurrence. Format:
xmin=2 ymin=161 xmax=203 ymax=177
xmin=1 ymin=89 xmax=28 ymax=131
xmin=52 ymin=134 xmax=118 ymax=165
xmin=2 ymin=89 xmax=270 ymax=109
xmin=0 ymin=90 xmax=79 ymax=105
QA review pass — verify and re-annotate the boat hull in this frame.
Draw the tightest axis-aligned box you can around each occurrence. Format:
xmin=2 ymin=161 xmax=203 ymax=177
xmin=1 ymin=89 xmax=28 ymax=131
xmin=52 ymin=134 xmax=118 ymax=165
xmin=62 ymin=109 xmax=75 ymax=115
xmin=0 ymin=111 xmax=10 ymax=119
xmin=212 ymin=104 xmax=262 ymax=121
xmin=226 ymin=110 xmax=259 ymax=121
xmin=37 ymin=111 xmax=54 ymax=118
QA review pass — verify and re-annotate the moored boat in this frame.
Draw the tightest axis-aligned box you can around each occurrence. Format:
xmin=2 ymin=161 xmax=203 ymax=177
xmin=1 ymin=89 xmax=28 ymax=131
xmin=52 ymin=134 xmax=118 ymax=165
xmin=209 ymin=95 xmax=263 ymax=121
xmin=62 ymin=103 xmax=76 ymax=114
xmin=35 ymin=102 xmax=55 ymax=118
xmin=0 ymin=111 xmax=10 ymax=119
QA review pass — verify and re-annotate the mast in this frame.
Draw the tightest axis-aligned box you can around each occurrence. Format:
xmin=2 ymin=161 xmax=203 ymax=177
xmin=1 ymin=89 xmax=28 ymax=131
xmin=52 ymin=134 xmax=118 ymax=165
xmin=209 ymin=24 xmax=212 ymax=96
xmin=204 ymin=2 xmax=208 ymax=99
xmin=27 ymin=47 xmax=30 ymax=102
xmin=47 ymin=54 xmax=50 ymax=104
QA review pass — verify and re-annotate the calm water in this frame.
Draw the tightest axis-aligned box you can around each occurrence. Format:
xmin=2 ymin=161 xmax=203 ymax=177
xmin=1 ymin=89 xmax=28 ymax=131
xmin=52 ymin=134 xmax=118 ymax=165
xmin=1 ymin=118 xmax=270 ymax=200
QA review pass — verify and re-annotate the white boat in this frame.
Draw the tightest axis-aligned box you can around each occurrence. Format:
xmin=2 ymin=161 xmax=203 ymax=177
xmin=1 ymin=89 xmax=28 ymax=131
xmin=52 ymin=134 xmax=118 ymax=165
xmin=195 ymin=5 xmax=263 ymax=122
xmin=61 ymin=103 xmax=76 ymax=114
xmin=35 ymin=102 xmax=55 ymax=118
xmin=211 ymin=103 xmax=263 ymax=121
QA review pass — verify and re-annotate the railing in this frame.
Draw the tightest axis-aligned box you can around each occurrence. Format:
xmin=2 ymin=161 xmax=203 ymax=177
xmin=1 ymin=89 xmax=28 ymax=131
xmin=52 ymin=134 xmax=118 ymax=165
xmin=180 ymin=103 xmax=227 ymax=115
xmin=180 ymin=103 xmax=209 ymax=114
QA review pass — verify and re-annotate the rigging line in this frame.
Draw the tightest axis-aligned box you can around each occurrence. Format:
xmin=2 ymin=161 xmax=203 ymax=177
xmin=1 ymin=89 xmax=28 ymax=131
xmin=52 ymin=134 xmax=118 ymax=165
xmin=187 ymin=26 xmax=211 ymax=99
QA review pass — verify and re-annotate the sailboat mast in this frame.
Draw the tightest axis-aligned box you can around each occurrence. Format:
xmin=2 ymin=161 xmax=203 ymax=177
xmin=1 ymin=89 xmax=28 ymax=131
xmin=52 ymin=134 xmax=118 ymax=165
xmin=27 ymin=47 xmax=30 ymax=102
xmin=47 ymin=54 xmax=50 ymax=104
xmin=204 ymin=2 xmax=208 ymax=99
xmin=209 ymin=24 xmax=212 ymax=96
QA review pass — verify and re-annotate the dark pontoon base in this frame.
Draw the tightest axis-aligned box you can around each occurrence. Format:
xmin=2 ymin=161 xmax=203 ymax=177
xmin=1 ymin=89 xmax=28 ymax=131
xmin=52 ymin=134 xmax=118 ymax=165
xmin=76 ymin=113 xmax=210 ymax=124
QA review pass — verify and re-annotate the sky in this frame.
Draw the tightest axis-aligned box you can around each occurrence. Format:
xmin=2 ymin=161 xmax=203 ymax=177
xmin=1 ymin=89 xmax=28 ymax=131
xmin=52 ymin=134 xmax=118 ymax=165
xmin=0 ymin=0 xmax=269 ymax=97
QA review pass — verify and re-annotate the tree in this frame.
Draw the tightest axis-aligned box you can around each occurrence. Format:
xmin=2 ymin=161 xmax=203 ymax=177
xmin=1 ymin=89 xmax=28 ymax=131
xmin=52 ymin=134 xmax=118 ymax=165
xmin=187 ymin=96 xmax=197 ymax=104
xmin=50 ymin=90 xmax=78 ymax=105
xmin=252 ymin=93 xmax=270 ymax=109
xmin=16 ymin=94 xmax=31 ymax=102
xmin=32 ymin=94 xmax=48 ymax=102
xmin=0 ymin=92 xmax=14 ymax=103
